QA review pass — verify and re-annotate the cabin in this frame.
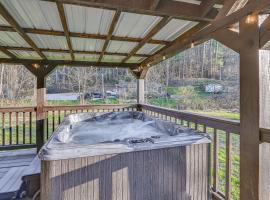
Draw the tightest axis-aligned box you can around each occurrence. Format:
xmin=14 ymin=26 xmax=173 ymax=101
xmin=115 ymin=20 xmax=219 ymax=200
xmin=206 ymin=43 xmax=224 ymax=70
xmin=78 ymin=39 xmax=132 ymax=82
xmin=0 ymin=0 xmax=270 ymax=200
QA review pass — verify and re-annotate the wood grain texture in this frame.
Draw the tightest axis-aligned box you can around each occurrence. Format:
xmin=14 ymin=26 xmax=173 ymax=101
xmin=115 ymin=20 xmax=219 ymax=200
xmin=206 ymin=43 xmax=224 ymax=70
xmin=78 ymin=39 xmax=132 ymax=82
xmin=41 ymin=145 xmax=210 ymax=200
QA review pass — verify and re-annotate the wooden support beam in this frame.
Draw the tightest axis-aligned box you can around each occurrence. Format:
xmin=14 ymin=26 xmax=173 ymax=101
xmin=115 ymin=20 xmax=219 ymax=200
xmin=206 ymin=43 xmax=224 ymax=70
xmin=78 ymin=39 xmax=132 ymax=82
xmin=36 ymin=75 xmax=45 ymax=151
xmin=56 ymin=2 xmax=74 ymax=60
xmin=239 ymin=13 xmax=260 ymax=200
xmin=149 ymin=0 xmax=161 ymax=10
xmin=24 ymin=63 xmax=57 ymax=77
xmin=0 ymin=46 xmax=16 ymax=59
xmin=0 ymin=58 xmax=138 ymax=69
xmin=200 ymin=0 xmax=218 ymax=17
xmin=140 ymin=0 xmax=269 ymax=68
xmin=260 ymin=16 xmax=270 ymax=48
xmin=210 ymin=28 xmax=240 ymax=52
xmin=0 ymin=25 xmax=170 ymax=45
xmin=98 ymin=10 xmax=121 ymax=62
xmin=140 ymin=22 xmax=208 ymax=67
xmin=23 ymin=63 xmax=58 ymax=151
xmin=122 ymin=16 xmax=171 ymax=63
xmin=42 ymin=0 xmax=218 ymax=22
xmin=214 ymin=0 xmax=235 ymax=20
xmin=0 ymin=3 xmax=46 ymax=59
xmin=3 ymin=46 xmax=149 ymax=58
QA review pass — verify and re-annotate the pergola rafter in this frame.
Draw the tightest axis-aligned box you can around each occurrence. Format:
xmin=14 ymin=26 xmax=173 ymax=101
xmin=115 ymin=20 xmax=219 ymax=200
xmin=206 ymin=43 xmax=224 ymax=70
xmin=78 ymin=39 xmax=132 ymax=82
xmin=0 ymin=2 xmax=46 ymax=59
xmin=149 ymin=0 xmax=161 ymax=10
xmin=0 ymin=46 xmax=17 ymax=59
xmin=98 ymin=10 xmax=121 ymax=62
xmin=139 ymin=0 xmax=270 ymax=69
xmin=42 ymin=0 xmax=219 ymax=22
xmin=200 ymin=0 xmax=218 ymax=17
xmin=1 ymin=46 xmax=149 ymax=58
xmin=122 ymin=16 xmax=172 ymax=63
xmin=0 ymin=25 xmax=170 ymax=46
xmin=0 ymin=58 xmax=138 ymax=69
xmin=56 ymin=2 xmax=75 ymax=60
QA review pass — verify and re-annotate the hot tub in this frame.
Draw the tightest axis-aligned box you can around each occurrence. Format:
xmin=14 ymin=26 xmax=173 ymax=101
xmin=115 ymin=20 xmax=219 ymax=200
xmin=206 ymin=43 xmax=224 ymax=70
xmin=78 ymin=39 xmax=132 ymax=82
xmin=39 ymin=111 xmax=211 ymax=200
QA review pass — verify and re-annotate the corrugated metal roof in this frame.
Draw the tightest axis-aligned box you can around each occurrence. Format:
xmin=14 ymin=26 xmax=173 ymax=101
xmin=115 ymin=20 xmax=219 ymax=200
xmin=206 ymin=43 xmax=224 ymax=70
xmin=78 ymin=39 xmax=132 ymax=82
xmin=137 ymin=44 xmax=164 ymax=55
xmin=44 ymin=52 xmax=71 ymax=60
xmin=113 ymin=12 xmax=162 ymax=38
xmin=0 ymin=51 xmax=10 ymax=58
xmin=28 ymin=34 xmax=68 ymax=50
xmin=71 ymin=38 xmax=105 ymax=52
xmin=0 ymin=31 xmax=30 ymax=47
xmin=9 ymin=50 xmax=41 ymax=59
xmin=152 ymin=19 xmax=198 ymax=41
xmin=75 ymin=53 xmax=99 ymax=62
xmin=64 ymin=4 xmax=115 ymax=35
xmin=0 ymin=15 xmax=9 ymax=26
xmin=126 ymin=56 xmax=146 ymax=63
xmin=102 ymin=55 xmax=126 ymax=63
xmin=1 ymin=0 xmax=63 ymax=31
xmin=106 ymin=41 xmax=138 ymax=54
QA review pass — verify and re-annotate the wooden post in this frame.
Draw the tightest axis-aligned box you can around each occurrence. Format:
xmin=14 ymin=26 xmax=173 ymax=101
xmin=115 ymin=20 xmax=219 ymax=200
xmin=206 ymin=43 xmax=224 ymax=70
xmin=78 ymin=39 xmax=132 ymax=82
xmin=239 ymin=14 xmax=260 ymax=200
xmin=36 ymin=75 xmax=45 ymax=151
xmin=23 ymin=63 xmax=56 ymax=152
xmin=137 ymin=79 xmax=145 ymax=104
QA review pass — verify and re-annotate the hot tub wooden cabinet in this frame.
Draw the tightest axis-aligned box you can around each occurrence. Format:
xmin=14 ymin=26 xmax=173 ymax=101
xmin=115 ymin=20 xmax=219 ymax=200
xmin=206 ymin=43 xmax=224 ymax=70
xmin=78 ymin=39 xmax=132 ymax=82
xmin=40 ymin=112 xmax=211 ymax=200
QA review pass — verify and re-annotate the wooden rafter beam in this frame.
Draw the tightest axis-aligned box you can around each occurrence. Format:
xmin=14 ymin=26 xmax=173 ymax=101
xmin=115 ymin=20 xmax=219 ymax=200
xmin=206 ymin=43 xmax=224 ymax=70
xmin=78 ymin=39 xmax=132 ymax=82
xmin=140 ymin=0 xmax=270 ymax=68
xmin=200 ymin=0 xmax=218 ymax=17
xmin=210 ymin=28 xmax=240 ymax=52
xmin=140 ymin=22 xmax=209 ymax=67
xmin=0 ymin=3 xmax=46 ymax=59
xmin=24 ymin=63 xmax=57 ymax=77
xmin=150 ymin=0 xmax=161 ymax=10
xmin=0 ymin=46 xmax=16 ymax=59
xmin=0 ymin=25 xmax=169 ymax=46
xmin=56 ymin=2 xmax=74 ymax=60
xmin=260 ymin=16 xmax=270 ymax=48
xmin=122 ymin=16 xmax=171 ymax=63
xmin=3 ymin=46 xmax=149 ymax=58
xmin=214 ymin=0 xmax=236 ymax=20
xmin=0 ymin=58 xmax=138 ymax=69
xmin=98 ymin=10 xmax=121 ymax=62
xmin=42 ymin=0 xmax=218 ymax=22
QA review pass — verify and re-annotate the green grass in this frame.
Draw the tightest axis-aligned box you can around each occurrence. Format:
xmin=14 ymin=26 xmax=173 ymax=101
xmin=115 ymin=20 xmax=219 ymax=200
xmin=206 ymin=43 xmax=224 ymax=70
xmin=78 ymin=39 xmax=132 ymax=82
xmin=186 ymin=110 xmax=240 ymax=120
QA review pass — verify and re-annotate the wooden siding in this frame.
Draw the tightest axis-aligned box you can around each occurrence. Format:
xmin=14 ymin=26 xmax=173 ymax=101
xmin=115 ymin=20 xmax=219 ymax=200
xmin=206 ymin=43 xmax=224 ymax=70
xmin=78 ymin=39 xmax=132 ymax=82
xmin=41 ymin=144 xmax=210 ymax=200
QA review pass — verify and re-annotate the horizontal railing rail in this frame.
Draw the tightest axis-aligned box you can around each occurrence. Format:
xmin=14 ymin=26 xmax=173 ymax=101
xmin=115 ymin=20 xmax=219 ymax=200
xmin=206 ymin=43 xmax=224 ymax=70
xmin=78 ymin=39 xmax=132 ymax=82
xmin=0 ymin=104 xmax=136 ymax=150
xmin=138 ymin=104 xmax=240 ymax=134
xmin=0 ymin=106 xmax=36 ymax=150
xmin=1 ymin=103 xmax=270 ymax=200
xmin=138 ymin=104 xmax=270 ymax=200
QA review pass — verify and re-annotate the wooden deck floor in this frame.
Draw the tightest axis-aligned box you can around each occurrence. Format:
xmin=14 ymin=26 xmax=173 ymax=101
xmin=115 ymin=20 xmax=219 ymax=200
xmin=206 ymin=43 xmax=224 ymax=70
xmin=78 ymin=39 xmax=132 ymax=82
xmin=0 ymin=149 xmax=37 ymax=199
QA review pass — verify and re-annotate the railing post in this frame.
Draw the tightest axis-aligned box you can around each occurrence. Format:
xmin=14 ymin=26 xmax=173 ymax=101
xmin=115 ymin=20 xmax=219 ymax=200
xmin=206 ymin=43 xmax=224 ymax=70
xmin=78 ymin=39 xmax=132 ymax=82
xmin=36 ymin=75 xmax=45 ymax=152
xmin=239 ymin=13 xmax=260 ymax=200
xmin=137 ymin=79 xmax=145 ymax=104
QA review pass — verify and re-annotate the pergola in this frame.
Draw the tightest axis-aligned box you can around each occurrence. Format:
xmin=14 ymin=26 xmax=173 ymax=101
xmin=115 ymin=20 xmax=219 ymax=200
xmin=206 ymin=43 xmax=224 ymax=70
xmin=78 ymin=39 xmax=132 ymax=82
xmin=0 ymin=0 xmax=270 ymax=200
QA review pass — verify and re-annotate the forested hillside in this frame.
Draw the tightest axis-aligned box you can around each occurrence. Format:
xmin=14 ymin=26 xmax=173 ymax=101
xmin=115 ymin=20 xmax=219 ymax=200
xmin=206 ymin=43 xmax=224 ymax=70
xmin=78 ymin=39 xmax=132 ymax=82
xmin=0 ymin=39 xmax=255 ymax=115
xmin=146 ymin=40 xmax=240 ymax=112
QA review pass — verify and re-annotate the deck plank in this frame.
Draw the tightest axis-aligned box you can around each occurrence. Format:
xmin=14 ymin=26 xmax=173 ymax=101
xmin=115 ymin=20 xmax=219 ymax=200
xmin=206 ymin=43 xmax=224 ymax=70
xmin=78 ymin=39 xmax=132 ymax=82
xmin=0 ymin=149 xmax=37 ymax=199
